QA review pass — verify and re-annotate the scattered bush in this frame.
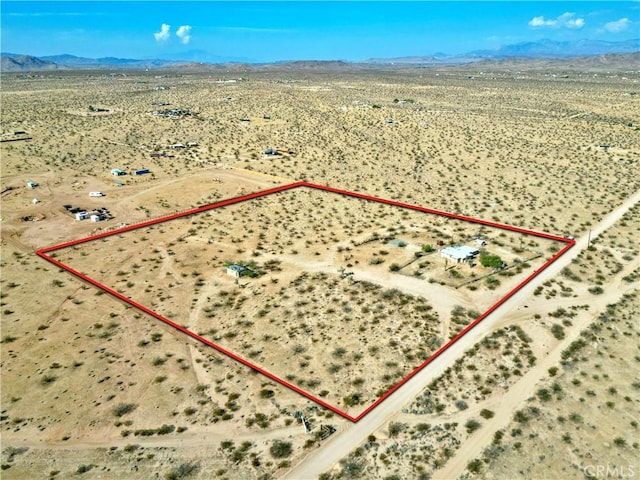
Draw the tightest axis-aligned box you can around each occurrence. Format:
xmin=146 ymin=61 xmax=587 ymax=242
xmin=388 ymin=422 xmax=406 ymax=437
xmin=613 ymin=437 xmax=627 ymax=447
xmin=270 ymin=440 xmax=293 ymax=458
xmin=259 ymin=389 xmax=275 ymax=399
xmin=40 ymin=375 xmax=57 ymax=386
xmin=479 ymin=409 xmax=494 ymax=419
xmin=113 ymin=403 xmax=137 ymax=417
xmin=467 ymin=458 xmax=483 ymax=474
xmin=551 ymin=324 xmax=565 ymax=340
xmin=165 ymin=462 xmax=200 ymax=480
xmin=465 ymin=419 xmax=481 ymax=434
xmin=76 ymin=464 xmax=93 ymax=474
xmin=341 ymin=459 xmax=364 ymax=478
xmin=343 ymin=393 xmax=362 ymax=407
xmin=152 ymin=357 xmax=167 ymax=366
xmin=537 ymin=388 xmax=552 ymax=402
xmin=480 ymin=254 xmax=503 ymax=269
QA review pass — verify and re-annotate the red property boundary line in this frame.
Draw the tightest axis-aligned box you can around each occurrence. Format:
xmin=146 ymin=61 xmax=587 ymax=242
xmin=36 ymin=181 xmax=574 ymax=423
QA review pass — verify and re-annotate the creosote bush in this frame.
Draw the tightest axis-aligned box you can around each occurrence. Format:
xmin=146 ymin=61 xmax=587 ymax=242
xmin=165 ymin=462 xmax=200 ymax=480
xmin=113 ymin=403 xmax=137 ymax=417
xmin=270 ymin=440 xmax=293 ymax=458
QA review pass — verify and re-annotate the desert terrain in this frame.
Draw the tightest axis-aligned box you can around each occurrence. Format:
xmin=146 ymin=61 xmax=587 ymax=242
xmin=45 ymin=183 xmax=561 ymax=420
xmin=1 ymin=61 xmax=638 ymax=479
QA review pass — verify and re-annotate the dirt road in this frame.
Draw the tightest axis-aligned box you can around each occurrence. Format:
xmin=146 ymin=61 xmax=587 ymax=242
xmin=6 ymin=424 xmax=303 ymax=452
xmin=281 ymin=189 xmax=640 ymax=480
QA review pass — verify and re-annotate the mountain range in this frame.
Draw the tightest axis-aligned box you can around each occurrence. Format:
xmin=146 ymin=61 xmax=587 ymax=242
xmin=2 ymin=38 xmax=638 ymax=72
xmin=365 ymin=38 xmax=640 ymax=64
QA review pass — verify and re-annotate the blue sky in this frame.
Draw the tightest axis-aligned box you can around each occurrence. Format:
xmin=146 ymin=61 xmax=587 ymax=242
xmin=1 ymin=1 xmax=637 ymax=62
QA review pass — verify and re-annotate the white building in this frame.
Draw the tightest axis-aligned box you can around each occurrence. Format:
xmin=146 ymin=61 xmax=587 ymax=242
xmin=441 ymin=245 xmax=479 ymax=263
xmin=226 ymin=264 xmax=246 ymax=278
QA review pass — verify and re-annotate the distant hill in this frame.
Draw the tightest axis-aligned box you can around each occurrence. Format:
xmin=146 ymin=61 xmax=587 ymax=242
xmin=365 ymin=38 xmax=639 ymax=65
xmin=365 ymin=55 xmax=455 ymax=65
xmin=2 ymin=38 xmax=638 ymax=72
xmin=473 ymin=38 xmax=640 ymax=59
xmin=457 ymin=52 xmax=640 ymax=71
xmin=267 ymin=60 xmax=355 ymax=70
xmin=40 ymin=54 xmax=187 ymax=69
xmin=1 ymin=54 xmax=60 ymax=72
xmin=0 ymin=53 xmax=188 ymax=71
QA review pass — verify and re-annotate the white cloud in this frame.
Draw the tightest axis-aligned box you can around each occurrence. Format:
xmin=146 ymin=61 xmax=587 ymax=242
xmin=176 ymin=25 xmax=192 ymax=45
xmin=558 ymin=12 xmax=585 ymax=29
xmin=154 ymin=24 xmax=170 ymax=42
xmin=529 ymin=12 xmax=585 ymax=29
xmin=529 ymin=16 xmax=557 ymax=28
xmin=604 ymin=18 xmax=630 ymax=33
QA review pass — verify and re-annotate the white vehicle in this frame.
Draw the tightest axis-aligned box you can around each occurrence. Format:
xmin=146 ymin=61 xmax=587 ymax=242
xmin=89 ymin=191 xmax=105 ymax=197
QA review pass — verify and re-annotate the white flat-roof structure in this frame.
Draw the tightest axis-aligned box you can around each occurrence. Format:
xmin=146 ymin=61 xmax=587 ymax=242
xmin=226 ymin=264 xmax=246 ymax=278
xmin=441 ymin=245 xmax=479 ymax=262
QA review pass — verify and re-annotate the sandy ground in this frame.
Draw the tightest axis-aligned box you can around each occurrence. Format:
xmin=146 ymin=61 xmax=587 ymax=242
xmin=48 ymin=185 xmax=560 ymax=419
xmin=1 ymin=64 xmax=639 ymax=479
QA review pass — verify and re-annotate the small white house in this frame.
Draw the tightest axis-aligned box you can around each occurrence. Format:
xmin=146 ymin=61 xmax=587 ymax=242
xmin=441 ymin=245 xmax=479 ymax=263
xmin=187 ymin=141 xmax=198 ymax=147
xmin=89 ymin=191 xmax=104 ymax=197
xmin=111 ymin=168 xmax=126 ymax=176
xmin=27 ymin=181 xmax=38 ymax=189
xmin=75 ymin=211 xmax=89 ymax=221
xmin=170 ymin=143 xmax=185 ymax=149
xmin=226 ymin=264 xmax=246 ymax=278
xmin=32 ymin=198 xmax=39 ymax=204
xmin=90 ymin=214 xmax=104 ymax=222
